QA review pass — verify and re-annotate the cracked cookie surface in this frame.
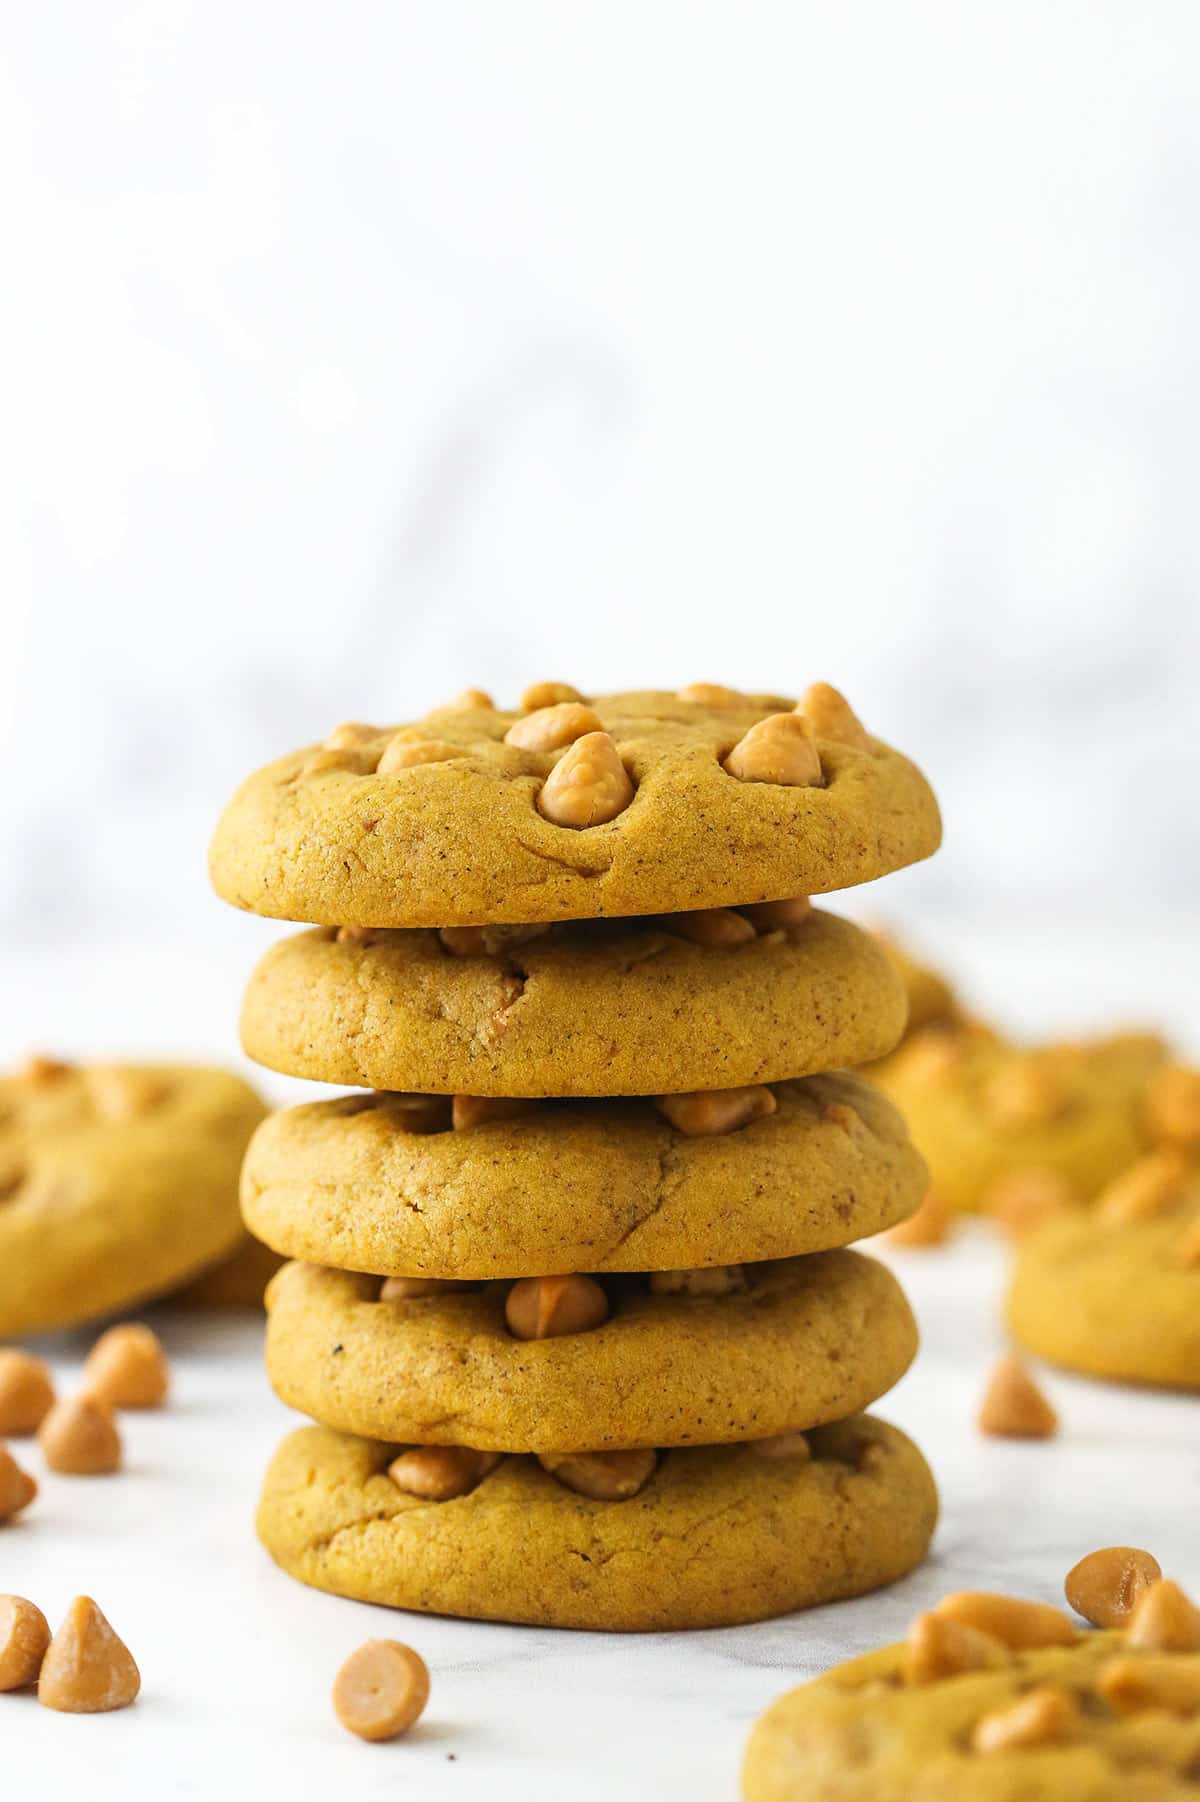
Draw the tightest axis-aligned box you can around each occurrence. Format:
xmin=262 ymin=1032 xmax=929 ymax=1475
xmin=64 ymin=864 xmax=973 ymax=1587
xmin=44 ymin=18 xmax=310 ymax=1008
xmin=256 ymin=1414 xmax=937 ymax=1630
xmin=0 ymin=1062 xmax=267 ymax=1335
xmin=264 ymin=1252 xmax=918 ymax=1452
xmin=210 ymin=689 xmax=941 ymax=928
xmin=240 ymin=907 xmax=906 ymax=1094
xmin=242 ymin=1073 xmax=927 ymax=1276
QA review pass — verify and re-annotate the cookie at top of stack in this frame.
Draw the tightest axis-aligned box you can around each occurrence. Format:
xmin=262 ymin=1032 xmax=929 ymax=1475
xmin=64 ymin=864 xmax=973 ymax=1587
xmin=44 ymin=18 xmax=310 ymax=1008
xmin=213 ymin=680 xmax=943 ymax=1632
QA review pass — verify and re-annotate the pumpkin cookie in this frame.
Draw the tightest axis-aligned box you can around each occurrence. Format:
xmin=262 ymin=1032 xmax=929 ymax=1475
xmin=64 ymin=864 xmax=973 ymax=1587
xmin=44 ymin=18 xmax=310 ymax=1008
xmin=240 ymin=907 xmax=906 ymax=1095
xmin=264 ymin=1251 xmax=918 ymax=1452
xmin=873 ymin=1030 xmax=1167 ymax=1213
xmin=210 ymin=686 xmax=941 ymax=929
xmin=243 ymin=1073 xmax=927 ymax=1277
xmin=257 ymin=1414 xmax=937 ymax=1631
xmin=744 ymin=1611 xmax=1200 ymax=1800
xmin=0 ymin=1058 xmax=267 ymax=1336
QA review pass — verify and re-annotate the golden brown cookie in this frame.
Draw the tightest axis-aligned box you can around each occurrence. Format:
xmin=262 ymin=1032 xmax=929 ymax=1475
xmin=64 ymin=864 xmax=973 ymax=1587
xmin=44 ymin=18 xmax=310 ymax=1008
xmin=240 ymin=907 xmax=906 ymax=1095
xmin=872 ymin=1030 xmax=1167 ymax=1213
xmin=264 ymin=1252 xmax=918 ymax=1452
xmin=743 ymin=1625 xmax=1200 ymax=1800
xmin=257 ymin=1414 xmax=937 ymax=1631
xmin=242 ymin=1074 xmax=927 ymax=1277
xmin=173 ymin=1235 xmax=284 ymax=1309
xmin=0 ymin=1059 xmax=267 ymax=1336
xmin=209 ymin=688 xmax=941 ymax=928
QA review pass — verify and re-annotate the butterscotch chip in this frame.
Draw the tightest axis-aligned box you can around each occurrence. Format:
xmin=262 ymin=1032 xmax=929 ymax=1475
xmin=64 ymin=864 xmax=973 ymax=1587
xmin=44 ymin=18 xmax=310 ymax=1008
xmin=797 ymin=682 xmax=870 ymax=750
xmin=377 ymin=736 xmax=463 ymax=775
xmin=723 ymin=713 xmax=822 ymax=787
xmin=16 ymin=1053 xmax=73 ymax=1086
xmin=537 ymin=731 xmax=634 ymax=828
xmin=444 ymin=687 xmax=494 ymax=711
xmin=677 ymin=682 xmax=745 ymax=706
xmin=933 ymin=1592 xmax=1076 ymax=1649
xmin=977 ymin=1354 xmax=1058 ymax=1439
xmin=0 ymin=1350 xmax=55 ymax=1434
xmin=882 ymin=1189 xmax=951 ymax=1249
xmin=659 ymin=908 xmax=756 ymax=948
xmin=0 ymin=1595 xmax=50 ymax=1689
xmin=336 ymin=924 xmax=377 ymax=945
xmin=1143 ymin=1063 xmax=1200 ymax=1148
xmin=539 ymin=1448 xmax=656 ymax=1500
xmin=332 ymin=1639 xmax=430 ymax=1741
xmin=971 ymin=1683 xmax=1079 ymax=1753
xmin=437 ymin=923 xmax=550 ymax=957
xmin=452 ymin=1095 xmax=539 ymax=1131
xmin=1064 ymin=1546 xmax=1162 ymax=1628
xmin=749 ymin=1432 xmax=811 ymax=1462
xmin=903 ymin=1611 xmax=1008 ymax=1684
xmin=0 ymin=1445 xmax=37 ymax=1520
xmin=653 ymin=1086 xmax=777 ymax=1137
xmin=1098 ymin=1653 xmax=1200 ymax=1716
xmin=986 ymin=1167 xmax=1080 ymax=1239
xmin=302 ymin=745 xmax=379 ymax=777
xmin=37 ymin=1597 xmax=140 ymax=1713
xmin=505 ymin=1274 xmax=609 ymax=1340
xmin=388 ymin=1446 xmax=500 ymax=1501
xmin=1097 ymin=1148 xmax=1191 ymax=1225
xmin=38 ymin=1395 xmax=122 ymax=1475
xmin=85 ymin=1067 xmax=171 ymax=1121
xmin=521 ymin=681 xmax=585 ymax=711
xmin=984 ymin=1059 xmax=1072 ymax=1129
xmin=504 ymin=702 xmax=603 ymax=752
xmin=738 ymin=896 xmax=812 ymax=932
xmin=379 ymin=1276 xmax=477 ymax=1300
xmin=1125 ymin=1579 xmax=1200 ymax=1652
xmin=83 ymin=1324 xmax=169 ymax=1410
xmin=324 ymin=721 xmax=384 ymax=749
xmin=649 ymin=1265 xmax=747 ymax=1297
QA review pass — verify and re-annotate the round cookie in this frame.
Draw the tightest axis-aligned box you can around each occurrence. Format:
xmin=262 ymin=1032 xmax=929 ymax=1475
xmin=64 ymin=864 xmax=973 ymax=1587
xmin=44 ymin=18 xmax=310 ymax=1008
xmin=257 ymin=1414 xmax=937 ymax=1631
xmin=210 ymin=687 xmax=941 ymax=928
xmin=872 ymin=1030 xmax=1167 ymax=1213
xmin=743 ymin=1628 xmax=1200 ymax=1801
xmin=264 ymin=1252 xmax=919 ymax=1452
xmin=240 ymin=907 xmax=907 ymax=1095
xmin=243 ymin=1074 xmax=928 ymax=1278
xmin=0 ymin=1058 xmax=267 ymax=1336
xmin=1007 ymin=1186 xmax=1200 ymax=1390
xmin=174 ymin=1235 xmax=284 ymax=1309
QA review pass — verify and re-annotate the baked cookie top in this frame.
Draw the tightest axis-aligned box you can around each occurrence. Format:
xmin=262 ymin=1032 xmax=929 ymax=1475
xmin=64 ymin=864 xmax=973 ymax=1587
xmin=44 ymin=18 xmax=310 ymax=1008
xmin=209 ymin=684 xmax=941 ymax=928
xmin=744 ymin=1604 xmax=1200 ymax=1801
xmin=257 ymin=1414 xmax=938 ymax=1631
xmin=240 ymin=905 xmax=906 ymax=1095
xmin=263 ymin=1251 xmax=918 ymax=1453
xmin=0 ymin=1056 xmax=267 ymax=1335
xmin=242 ymin=1072 xmax=927 ymax=1276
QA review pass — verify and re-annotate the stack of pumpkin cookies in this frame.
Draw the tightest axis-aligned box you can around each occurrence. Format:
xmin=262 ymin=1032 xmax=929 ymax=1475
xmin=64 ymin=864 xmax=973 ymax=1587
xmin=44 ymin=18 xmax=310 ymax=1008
xmin=210 ymin=682 xmax=943 ymax=1631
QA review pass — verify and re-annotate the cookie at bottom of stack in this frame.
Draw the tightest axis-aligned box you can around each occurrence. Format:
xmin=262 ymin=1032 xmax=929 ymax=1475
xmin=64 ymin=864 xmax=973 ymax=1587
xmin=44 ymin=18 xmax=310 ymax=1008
xmin=257 ymin=1415 xmax=936 ymax=1632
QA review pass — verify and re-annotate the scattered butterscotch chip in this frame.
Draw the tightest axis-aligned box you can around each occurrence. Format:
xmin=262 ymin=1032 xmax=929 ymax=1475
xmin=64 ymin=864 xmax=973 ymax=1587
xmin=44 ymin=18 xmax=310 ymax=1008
xmin=84 ymin=1067 xmax=171 ymax=1121
xmin=932 ymin=1592 xmax=1077 ymax=1649
xmin=1096 ymin=1149 xmax=1191 ymax=1225
xmin=387 ymin=1446 xmax=499 ymax=1501
xmin=377 ymin=736 xmax=462 ymax=775
xmin=336 ymin=924 xmax=378 ymax=945
xmin=986 ymin=1167 xmax=1080 ymax=1239
xmin=971 ymin=1683 xmax=1080 ymax=1754
xmin=882 ymin=1189 xmax=951 ymax=1249
xmin=653 ymin=1086 xmax=777 ymax=1137
xmin=723 ymin=713 xmax=822 ymax=787
xmin=539 ymin=1448 xmax=657 ymax=1500
xmin=977 ymin=1354 xmax=1058 ymax=1439
xmin=324 ymin=721 xmax=384 ymax=749
xmin=797 ymin=682 xmax=870 ymax=750
xmin=983 ymin=1059 xmax=1072 ymax=1129
xmin=903 ymin=1612 xmax=1008 ymax=1684
xmin=505 ymin=1274 xmax=610 ymax=1340
xmin=737 ymin=896 xmax=812 ymax=933
xmin=0 ymin=1595 xmax=51 ymax=1689
xmin=1143 ymin=1063 xmax=1200 ymax=1149
xmin=1064 ymin=1546 xmax=1162 ymax=1628
xmin=437 ymin=922 xmax=549 ymax=957
xmin=1098 ymin=1653 xmax=1200 ymax=1717
xmin=537 ymin=731 xmax=634 ymax=829
xmin=451 ymin=1095 xmax=539 ymax=1131
xmin=649 ymin=1265 xmax=747 ymax=1297
xmin=660 ymin=908 xmax=757 ymax=948
xmin=0 ymin=1445 xmax=37 ymax=1521
xmin=504 ymin=701 xmax=603 ymax=753
xmin=302 ymin=745 xmax=378 ymax=777
xmin=379 ymin=1275 xmax=478 ymax=1301
xmin=677 ymin=682 xmax=744 ymax=706
xmin=16 ymin=1053 xmax=73 ymax=1086
xmin=444 ymin=687 xmax=494 ymax=711
xmin=83 ymin=1324 xmax=169 ymax=1410
xmin=749 ymin=1432 xmax=811 ymax=1462
xmin=1125 ymin=1579 xmax=1200 ymax=1652
xmin=521 ymin=681 xmax=585 ymax=712
xmin=333 ymin=1639 xmax=431 ymax=1742
xmin=38 ymin=1395 xmax=122 ymax=1475
xmin=0 ymin=1350 xmax=56 ymax=1434
xmin=38 ymin=1597 xmax=140 ymax=1713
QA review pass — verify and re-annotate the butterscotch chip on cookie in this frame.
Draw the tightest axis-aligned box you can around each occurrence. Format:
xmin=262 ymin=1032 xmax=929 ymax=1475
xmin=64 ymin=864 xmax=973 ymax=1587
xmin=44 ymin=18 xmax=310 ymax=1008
xmin=209 ymin=688 xmax=941 ymax=927
xmin=257 ymin=1416 xmax=937 ymax=1631
xmin=239 ymin=907 xmax=906 ymax=1095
